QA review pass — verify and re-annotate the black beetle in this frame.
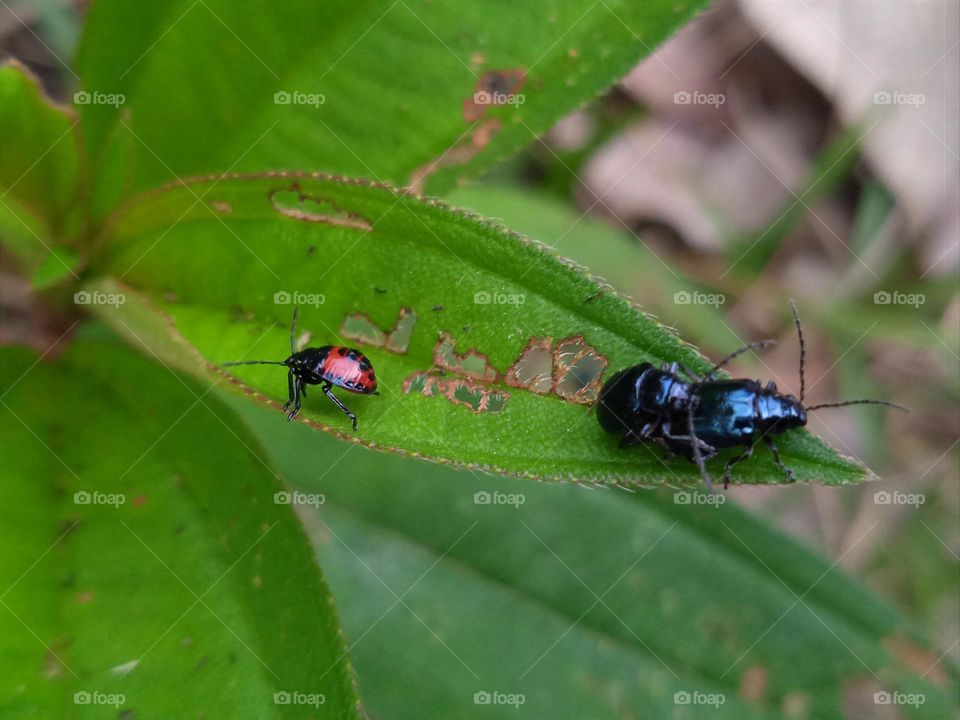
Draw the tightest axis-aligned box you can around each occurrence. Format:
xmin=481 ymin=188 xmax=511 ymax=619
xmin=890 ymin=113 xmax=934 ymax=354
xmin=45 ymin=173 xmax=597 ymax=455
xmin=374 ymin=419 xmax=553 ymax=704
xmin=597 ymin=302 xmax=907 ymax=489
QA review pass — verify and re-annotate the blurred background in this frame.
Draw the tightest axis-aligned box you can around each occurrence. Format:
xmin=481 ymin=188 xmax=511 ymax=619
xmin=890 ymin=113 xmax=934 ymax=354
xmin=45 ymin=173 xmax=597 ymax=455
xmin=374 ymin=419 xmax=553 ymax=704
xmin=2 ymin=0 xmax=958 ymax=704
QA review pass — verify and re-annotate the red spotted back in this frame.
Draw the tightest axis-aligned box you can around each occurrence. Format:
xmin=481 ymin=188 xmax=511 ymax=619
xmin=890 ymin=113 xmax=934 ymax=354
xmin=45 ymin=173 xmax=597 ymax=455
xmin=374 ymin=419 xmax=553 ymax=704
xmin=318 ymin=346 xmax=377 ymax=394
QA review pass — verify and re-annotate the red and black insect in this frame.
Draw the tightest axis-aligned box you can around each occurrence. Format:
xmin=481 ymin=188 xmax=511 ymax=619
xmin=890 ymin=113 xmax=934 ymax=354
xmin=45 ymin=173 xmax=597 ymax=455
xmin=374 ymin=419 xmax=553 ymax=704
xmin=224 ymin=308 xmax=377 ymax=430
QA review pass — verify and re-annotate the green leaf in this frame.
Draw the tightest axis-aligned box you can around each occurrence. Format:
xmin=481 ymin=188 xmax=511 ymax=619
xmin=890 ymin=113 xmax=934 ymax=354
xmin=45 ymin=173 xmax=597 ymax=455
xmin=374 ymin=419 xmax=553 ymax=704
xmin=0 ymin=61 xmax=81 ymax=270
xmin=0 ymin=337 xmax=361 ymax=719
xmin=76 ymin=0 xmax=706 ymax=198
xmin=88 ymin=172 xmax=866 ymax=487
xmin=233 ymin=397 xmax=958 ymax=720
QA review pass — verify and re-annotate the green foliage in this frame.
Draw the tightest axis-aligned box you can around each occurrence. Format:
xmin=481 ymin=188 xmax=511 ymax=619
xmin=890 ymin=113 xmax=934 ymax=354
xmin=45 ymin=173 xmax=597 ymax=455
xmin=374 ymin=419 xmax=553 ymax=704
xmin=76 ymin=0 xmax=707 ymax=198
xmin=233 ymin=396 xmax=957 ymax=720
xmin=0 ymin=339 xmax=361 ymax=719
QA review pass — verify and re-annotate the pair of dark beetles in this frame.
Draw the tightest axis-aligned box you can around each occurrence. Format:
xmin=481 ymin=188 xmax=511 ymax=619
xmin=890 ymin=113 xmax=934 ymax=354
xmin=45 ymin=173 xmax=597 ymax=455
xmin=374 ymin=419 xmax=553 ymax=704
xmin=225 ymin=303 xmax=903 ymax=489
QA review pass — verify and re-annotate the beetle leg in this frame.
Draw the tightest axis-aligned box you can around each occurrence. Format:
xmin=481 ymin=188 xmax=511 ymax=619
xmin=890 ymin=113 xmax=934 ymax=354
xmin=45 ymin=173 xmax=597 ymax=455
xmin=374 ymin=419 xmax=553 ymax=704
xmin=686 ymin=405 xmax=715 ymax=492
xmin=321 ymin=381 xmax=359 ymax=431
xmin=283 ymin=370 xmax=295 ymax=412
xmin=720 ymin=445 xmax=754 ymax=489
xmin=286 ymin=376 xmax=302 ymax=421
xmin=763 ymin=436 xmax=796 ymax=483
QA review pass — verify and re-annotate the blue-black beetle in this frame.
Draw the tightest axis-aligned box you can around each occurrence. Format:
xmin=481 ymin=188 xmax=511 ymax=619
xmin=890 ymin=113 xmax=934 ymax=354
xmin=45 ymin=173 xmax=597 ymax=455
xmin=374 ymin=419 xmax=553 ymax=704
xmin=597 ymin=302 xmax=907 ymax=489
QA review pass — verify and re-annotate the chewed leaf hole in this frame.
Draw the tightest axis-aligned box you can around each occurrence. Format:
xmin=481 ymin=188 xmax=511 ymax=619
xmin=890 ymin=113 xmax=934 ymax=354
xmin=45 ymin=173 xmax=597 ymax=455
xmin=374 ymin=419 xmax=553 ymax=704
xmin=434 ymin=332 xmax=499 ymax=382
xmin=269 ymin=183 xmax=372 ymax=231
xmin=340 ymin=307 xmax=418 ymax=354
xmin=553 ymin=335 xmax=607 ymax=404
xmin=403 ymin=371 xmax=508 ymax=413
xmin=505 ymin=337 xmax=553 ymax=394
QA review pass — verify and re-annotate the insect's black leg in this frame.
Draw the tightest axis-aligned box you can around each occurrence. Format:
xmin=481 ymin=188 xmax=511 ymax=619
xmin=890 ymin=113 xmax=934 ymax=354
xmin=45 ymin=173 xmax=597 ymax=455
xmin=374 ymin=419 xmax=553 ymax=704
xmin=286 ymin=377 xmax=302 ymax=421
xmin=720 ymin=445 xmax=754 ymax=489
xmin=321 ymin=381 xmax=359 ymax=431
xmin=686 ymin=404 xmax=715 ymax=492
xmin=283 ymin=370 xmax=295 ymax=412
xmin=704 ymin=340 xmax=776 ymax=380
xmin=763 ymin=436 xmax=796 ymax=483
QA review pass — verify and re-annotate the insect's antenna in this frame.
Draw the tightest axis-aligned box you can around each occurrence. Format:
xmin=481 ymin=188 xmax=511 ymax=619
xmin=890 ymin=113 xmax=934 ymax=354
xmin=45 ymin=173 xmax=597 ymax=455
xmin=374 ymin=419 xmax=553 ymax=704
xmin=790 ymin=299 xmax=805 ymax=402
xmin=290 ymin=306 xmax=298 ymax=355
xmin=806 ymin=399 xmax=910 ymax=412
xmin=222 ymin=360 xmax=287 ymax=367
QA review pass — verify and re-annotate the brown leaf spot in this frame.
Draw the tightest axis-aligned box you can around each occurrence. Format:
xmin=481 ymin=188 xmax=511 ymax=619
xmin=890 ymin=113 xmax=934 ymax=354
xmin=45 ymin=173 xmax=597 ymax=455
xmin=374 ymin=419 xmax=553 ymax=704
xmin=883 ymin=636 xmax=947 ymax=685
xmin=75 ymin=590 xmax=94 ymax=604
xmin=434 ymin=332 xmax=500 ymax=382
xmin=739 ymin=665 xmax=767 ymax=701
xmin=463 ymin=68 xmax=527 ymax=122
xmin=210 ymin=200 xmax=232 ymax=214
xmin=269 ymin=182 xmax=372 ymax=231
xmin=407 ymin=118 xmax=501 ymax=193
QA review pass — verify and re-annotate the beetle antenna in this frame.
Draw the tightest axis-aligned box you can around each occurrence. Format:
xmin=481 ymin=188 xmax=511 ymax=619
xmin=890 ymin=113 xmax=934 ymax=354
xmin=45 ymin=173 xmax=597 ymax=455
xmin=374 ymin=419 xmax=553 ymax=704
xmin=290 ymin=306 xmax=298 ymax=355
xmin=806 ymin=399 xmax=909 ymax=412
xmin=223 ymin=360 xmax=287 ymax=367
xmin=790 ymin=299 xmax=805 ymax=402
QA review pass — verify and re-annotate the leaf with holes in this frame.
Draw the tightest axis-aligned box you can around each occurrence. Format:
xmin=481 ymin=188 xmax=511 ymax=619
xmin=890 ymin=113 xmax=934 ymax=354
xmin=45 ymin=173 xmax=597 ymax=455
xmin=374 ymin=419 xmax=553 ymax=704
xmin=84 ymin=172 xmax=870 ymax=487
xmin=0 ymin=338 xmax=362 ymax=719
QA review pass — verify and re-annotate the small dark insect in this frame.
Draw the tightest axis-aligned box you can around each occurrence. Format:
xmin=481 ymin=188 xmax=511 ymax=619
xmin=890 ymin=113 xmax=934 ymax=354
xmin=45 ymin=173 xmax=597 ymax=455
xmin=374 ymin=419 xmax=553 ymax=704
xmin=374 ymin=287 xmax=387 ymax=294
xmin=585 ymin=291 xmax=602 ymax=303
xmin=223 ymin=308 xmax=378 ymax=430
xmin=432 ymin=304 xmax=445 ymax=312
xmin=307 ymin=245 xmax=317 ymax=257
xmin=597 ymin=301 xmax=907 ymax=489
